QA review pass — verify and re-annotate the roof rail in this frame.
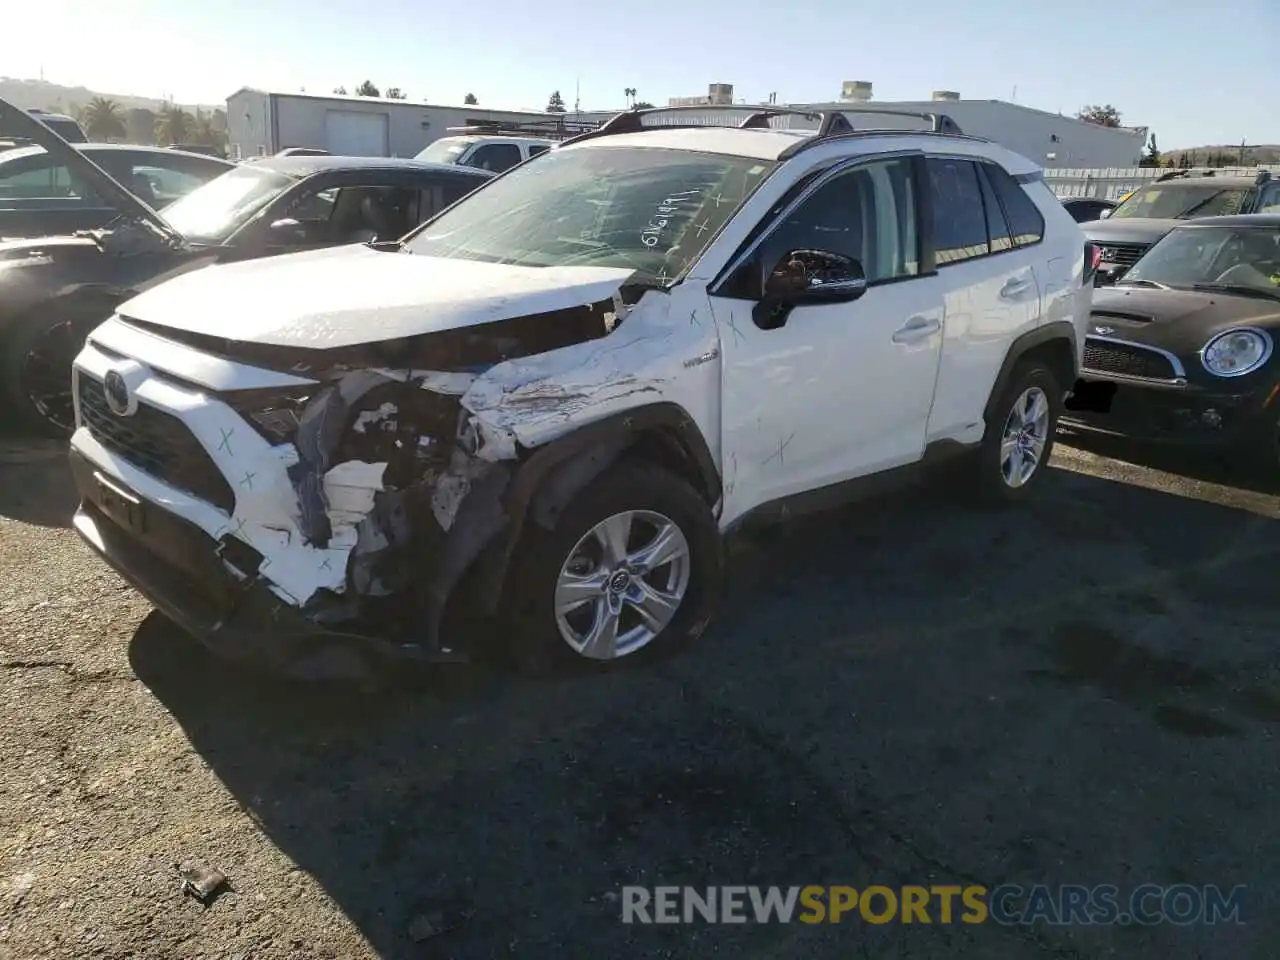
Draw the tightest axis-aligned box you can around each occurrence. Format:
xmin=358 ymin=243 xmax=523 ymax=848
xmin=1156 ymin=170 xmax=1189 ymax=182
xmin=447 ymin=116 xmax=599 ymax=141
xmin=560 ymin=103 xmax=964 ymax=149
xmin=813 ymin=108 xmax=964 ymax=137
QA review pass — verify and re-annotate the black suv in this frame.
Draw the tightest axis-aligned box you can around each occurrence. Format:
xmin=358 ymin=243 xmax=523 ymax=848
xmin=1083 ymin=170 xmax=1280 ymax=285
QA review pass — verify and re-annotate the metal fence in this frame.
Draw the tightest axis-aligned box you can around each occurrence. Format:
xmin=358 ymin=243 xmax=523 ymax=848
xmin=1046 ymin=166 xmax=1280 ymax=201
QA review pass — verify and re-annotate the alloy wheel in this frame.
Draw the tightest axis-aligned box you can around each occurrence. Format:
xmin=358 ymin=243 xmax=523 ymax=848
xmin=999 ymin=386 xmax=1050 ymax=488
xmin=553 ymin=509 xmax=692 ymax=660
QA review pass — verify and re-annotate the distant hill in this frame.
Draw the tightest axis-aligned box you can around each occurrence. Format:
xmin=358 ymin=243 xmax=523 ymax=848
xmin=0 ymin=77 xmax=220 ymax=116
xmin=1167 ymin=143 xmax=1280 ymax=165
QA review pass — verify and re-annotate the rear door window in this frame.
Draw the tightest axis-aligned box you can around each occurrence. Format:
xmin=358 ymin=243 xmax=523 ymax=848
xmin=465 ymin=142 xmax=522 ymax=173
xmin=0 ymin=155 xmax=99 ymax=204
xmin=926 ymin=158 xmax=989 ymax=265
xmin=976 ymin=166 xmax=1013 ymax=253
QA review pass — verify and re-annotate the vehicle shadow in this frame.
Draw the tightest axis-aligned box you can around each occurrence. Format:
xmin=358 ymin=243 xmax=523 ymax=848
xmin=1059 ymin=426 xmax=1278 ymax=496
xmin=128 ymin=465 xmax=1280 ymax=958
xmin=0 ymin=433 xmax=77 ymax=527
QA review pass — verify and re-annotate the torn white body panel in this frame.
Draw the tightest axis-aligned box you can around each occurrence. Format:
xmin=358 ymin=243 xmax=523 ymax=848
xmin=460 ymin=284 xmax=724 ymax=473
xmin=112 ymin=246 xmax=637 ymax=349
xmin=72 ymin=339 xmax=390 ymax=605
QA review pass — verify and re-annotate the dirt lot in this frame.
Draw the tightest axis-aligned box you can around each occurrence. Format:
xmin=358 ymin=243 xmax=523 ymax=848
xmin=1 ymin=435 xmax=1277 ymax=959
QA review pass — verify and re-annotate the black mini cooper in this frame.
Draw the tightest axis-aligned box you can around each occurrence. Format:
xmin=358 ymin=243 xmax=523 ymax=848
xmin=1063 ymin=214 xmax=1280 ymax=459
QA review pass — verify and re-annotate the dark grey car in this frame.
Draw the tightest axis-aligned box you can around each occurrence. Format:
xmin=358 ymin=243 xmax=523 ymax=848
xmin=1082 ymin=170 xmax=1280 ymax=285
xmin=0 ymin=98 xmax=493 ymax=433
xmin=0 ymin=143 xmax=234 ymax=238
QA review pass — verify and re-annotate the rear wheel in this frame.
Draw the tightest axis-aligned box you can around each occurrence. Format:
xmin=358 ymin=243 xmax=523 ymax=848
xmin=508 ymin=460 xmax=721 ymax=674
xmin=973 ymin=361 xmax=1061 ymax=504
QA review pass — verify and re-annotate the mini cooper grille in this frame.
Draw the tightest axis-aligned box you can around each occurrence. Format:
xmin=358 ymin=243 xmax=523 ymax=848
xmin=78 ymin=376 xmax=236 ymax=512
xmin=1098 ymin=243 xmax=1148 ymax=267
xmin=1083 ymin=340 xmax=1180 ymax=381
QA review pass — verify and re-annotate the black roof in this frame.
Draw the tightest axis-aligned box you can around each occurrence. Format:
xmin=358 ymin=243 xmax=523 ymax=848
xmin=1173 ymin=213 xmax=1280 ymax=228
xmin=253 ymin=154 xmax=493 ymax=178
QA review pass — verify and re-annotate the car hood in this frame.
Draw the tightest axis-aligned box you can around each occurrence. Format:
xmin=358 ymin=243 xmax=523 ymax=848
xmin=1090 ymin=285 xmax=1280 ymax=357
xmin=0 ymin=97 xmax=182 ymax=246
xmin=1081 ymin=217 xmax=1178 ymax=246
xmin=116 ymin=245 xmax=638 ymax=349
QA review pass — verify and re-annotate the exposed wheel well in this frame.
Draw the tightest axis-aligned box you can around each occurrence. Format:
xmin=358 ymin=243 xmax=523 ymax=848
xmin=626 ymin=427 xmax=719 ymax=505
xmin=1019 ymin=336 xmax=1077 ymax=399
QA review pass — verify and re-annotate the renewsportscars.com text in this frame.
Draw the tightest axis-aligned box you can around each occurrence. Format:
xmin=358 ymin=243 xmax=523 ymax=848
xmin=621 ymin=884 xmax=1246 ymax=926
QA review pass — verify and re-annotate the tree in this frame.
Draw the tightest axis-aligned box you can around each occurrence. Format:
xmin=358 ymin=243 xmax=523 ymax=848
xmin=154 ymin=105 xmax=192 ymax=145
xmin=624 ymin=87 xmax=636 ymax=108
xmin=633 ymin=101 xmax=655 ymax=110
xmin=354 ymin=80 xmax=380 ymax=97
xmin=188 ymin=109 xmax=227 ymax=153
xmin=464 ymin=92 xmax=478 ymax=105
xmin=1076 ymin=104 xmax=1121 ymax=128
xmin=1140 ymin=133 xmax=1161 ymax=168
xmin=385 ymin=87 xmax=407 ymax=99
xmin=546 ymin=90 xmax=567 ymax=113
xmin=333 ymin=85 xmax=348 ymax=95
xmin=81 ymin=96 xmax=126 ymax=141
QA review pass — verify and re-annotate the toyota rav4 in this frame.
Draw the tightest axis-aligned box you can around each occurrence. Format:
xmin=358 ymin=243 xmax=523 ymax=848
xmin=68 ymin=106 xmax=1094 ymax=679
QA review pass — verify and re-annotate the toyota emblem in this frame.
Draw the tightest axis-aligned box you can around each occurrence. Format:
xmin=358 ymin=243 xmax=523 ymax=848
xmin=103 ymin=370 xmax=133 ymax=416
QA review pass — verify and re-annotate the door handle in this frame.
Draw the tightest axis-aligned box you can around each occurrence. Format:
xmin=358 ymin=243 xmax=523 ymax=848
xmin=892 ymin=316 xmax=941 ymax=344
xmin=1001 ymin=276 xmax=1032 ymax=299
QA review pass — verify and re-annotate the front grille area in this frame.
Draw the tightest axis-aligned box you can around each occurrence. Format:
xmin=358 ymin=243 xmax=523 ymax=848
xmin=1098 ymin=242 xmax=1148 ymax=267
xmin=77 ymin=376 xmax=236 ymax=512
xmin=1083 ymin=339 xmax=1180 ymax=382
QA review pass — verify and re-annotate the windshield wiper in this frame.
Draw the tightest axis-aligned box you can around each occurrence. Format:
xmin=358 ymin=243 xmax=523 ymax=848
xmin=1192 ymin=282 xmax=1280 ymax=302
xmin=1116 ymin=278 xmax=1171 ymax=290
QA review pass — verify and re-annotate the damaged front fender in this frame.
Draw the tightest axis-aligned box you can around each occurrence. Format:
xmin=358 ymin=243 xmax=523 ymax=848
xmin=201 ymin=277 xmax=723 ymax=657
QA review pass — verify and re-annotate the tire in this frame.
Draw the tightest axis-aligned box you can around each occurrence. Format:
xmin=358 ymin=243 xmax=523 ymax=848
xmin=506 ymin=459 xmax=722 ymax=675
xmin=972 ymin=360 xmax=1062 ymax=505
xmin=1 ymin=303 xmax=106 ymax=437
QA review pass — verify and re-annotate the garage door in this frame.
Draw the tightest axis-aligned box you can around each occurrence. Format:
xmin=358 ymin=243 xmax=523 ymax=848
xmin=324 ymin=110 xmax=389 ymax=156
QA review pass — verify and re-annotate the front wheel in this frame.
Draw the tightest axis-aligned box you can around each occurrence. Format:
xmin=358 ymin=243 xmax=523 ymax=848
xmin=508 ymin=460 xmax=722 ymax=674
xmin=973 ymin=362 xmax=1061 ymax=504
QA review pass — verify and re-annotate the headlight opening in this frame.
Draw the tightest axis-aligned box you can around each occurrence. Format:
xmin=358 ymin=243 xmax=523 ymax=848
xmin=1200 ymin=328 xmax=1273 ymax=378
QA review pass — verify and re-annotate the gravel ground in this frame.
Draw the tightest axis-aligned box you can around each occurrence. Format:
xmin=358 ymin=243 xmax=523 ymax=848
xmin=1 ymin=434 xmax=1277 ymax=959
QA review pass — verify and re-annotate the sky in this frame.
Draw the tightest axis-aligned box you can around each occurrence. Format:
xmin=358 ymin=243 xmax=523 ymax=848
xmin=7 ymin=0 xmax=1278 ymax=148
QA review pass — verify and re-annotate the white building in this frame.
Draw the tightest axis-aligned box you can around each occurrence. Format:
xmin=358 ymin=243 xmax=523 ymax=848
xmin=224 ymin=88 xmax=598 ymax=159
xmin=226 ymin=84 xmax=1148 ymax=170
xmin=572 ymin=83 xmax=1148 ymax=170
xmin=786 ymin=85 xmax=1147 ymax=169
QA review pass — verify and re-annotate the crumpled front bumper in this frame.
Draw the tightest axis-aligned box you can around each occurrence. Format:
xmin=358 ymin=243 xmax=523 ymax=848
xmin=68 ymin=447 xmax=404 ymax=676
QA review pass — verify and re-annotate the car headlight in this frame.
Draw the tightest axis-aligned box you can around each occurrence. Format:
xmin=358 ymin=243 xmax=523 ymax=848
xmin=223 ymin=386 xmax=314 ymax=442
xmin=1200 ymin=328 xmax=1273 ymax=378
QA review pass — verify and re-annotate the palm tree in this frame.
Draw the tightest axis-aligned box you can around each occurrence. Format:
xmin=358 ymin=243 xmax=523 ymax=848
xmin=81 ymin=97 xmax=126 ymax=141
xmin=190 ymin=109 xmax=218 ymax=147
xmin=154 ymin=105 xmax=192 ymax=145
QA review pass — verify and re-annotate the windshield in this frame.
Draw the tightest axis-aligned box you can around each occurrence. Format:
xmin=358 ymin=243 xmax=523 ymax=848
xmin=402 ymin=145 xmax=777 ymax=283
xmin=415 ymin=138 xmax=470 ymax=164
xmin=1110 ymin=182 xmax=1253 ymax=221
xmin=1124 ymin=226 xmax=1280 ymax=294
xmin=159 ymin=164 xmax=296 ymax=243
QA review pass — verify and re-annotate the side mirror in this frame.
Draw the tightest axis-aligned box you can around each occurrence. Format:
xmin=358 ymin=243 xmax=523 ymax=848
xmin=268 ymin=217 xmax=307 ymax=241
xmin=754 ymin=249 xmax=867 ymax=329
xmin=1098 ymin=208 xmax=1113 ymax=219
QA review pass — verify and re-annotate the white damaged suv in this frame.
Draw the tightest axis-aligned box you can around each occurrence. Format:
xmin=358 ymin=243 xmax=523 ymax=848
xmin=69 ymin=106 xmax=1094 ymax=679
